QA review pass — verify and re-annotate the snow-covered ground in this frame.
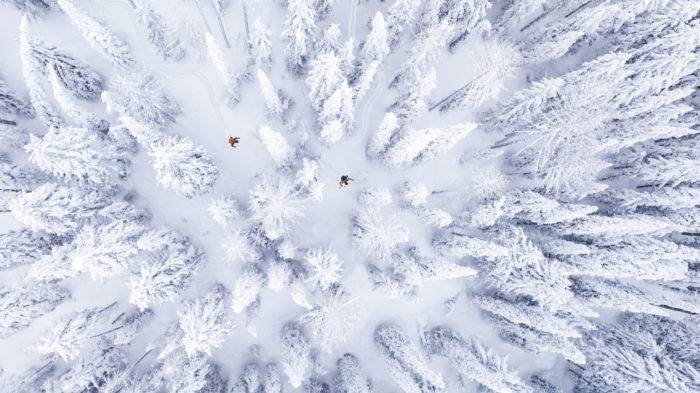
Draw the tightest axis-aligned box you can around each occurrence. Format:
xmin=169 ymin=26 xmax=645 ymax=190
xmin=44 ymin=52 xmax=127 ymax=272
xmin=0 ymin=1 xmax=698 ymax=392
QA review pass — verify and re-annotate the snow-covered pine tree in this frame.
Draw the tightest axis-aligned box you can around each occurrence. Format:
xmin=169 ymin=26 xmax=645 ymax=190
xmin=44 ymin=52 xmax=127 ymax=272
xmin=257 ymin=70 xmax=284 ymax=118
xmin=179 ymin=283 xmax=232 ymax=357
xmin=575 ymin=313 xmax=698 ymax=392
xmin=205 ymin=32 xmax=243 ymax=107
xmin=264 ymin=362 xmax=283 ymax=393
xmin=25 ymin=126 xmax=129 ymax=185
xmin=128 ymin=228 xmax=205 ymax=310
xmin=280 ymin=321 xmax=311 ymax=388
xmin=423 ymin=325 xmax=531 ymax=393
xmin=148 ymin=135 xmax=219 ymax=198
xmin=352 ymin=207 xmax=409 ymax=260
xmin=231 ymin=263 xmax=265 ymax=314
xmin=56 ymin=337 xmax=130 ymax=392
xmin=258 ymin=125 xmax=293 ymax=166
xmin=0 ymin=280 xmax=69 ymax=338
xmin=57 ymin=0 xmax=136 ymax=69
xmin=251 ymin=17 xmax=273 ymax=73
xmin=9 ymin=182 xmax=111 ymax=234
xmin=301 ymin=284 xmax=359 ymax=353
xmin=281 ymin=0 xmax=316 ymax=75
xmin=374 ymin=323 xmax=446 ymax=393
xmin=103 ymin=70 xmax=181 ymax=129
xmin=334 ymin=353 xmax=373 ymax=393
xmin=249 ymin=174 xmax=308 ymax=239
xmin=230 ymin=362 xmax=262 ymax=393
xmin=385 ymin=0 xmax=422 ymax=49
xmin=3 ymin=0 xmax=56 ymax=16
xmin=0 ymin=228 xmax=57 ymax=271
xmin=304 ymin=246 xmax=343 ymax=290
xmin=21 ymin=34 xmax=103 ymax=100
xmin=47 ymin=65 xmax=95 ymax=126
xmin=0 ymin=77 xmax=34 ymax=118
xmin=19 ymin=17 xmax=63 ymax=129
xmin=68 ymin=218 xmax=146 ymax=280
xmin=131 ymin=0 xmax=186 ymax=61
xmin=207 ymin=194 xmax=239 ymax=229
xmin=352 ymin=12 xmax=389 ymax=100
xmin=0 ymin=154 xmax=47 ymax=203
xmin=435 ymin=39 xmax=521 ymax=111
xmin=384 ymin=122 xmax=477 ymax=167
xmin=158 ymin=351 xmax=227 ymax=393
xmin=33 ymin=302 xmax=120 ymax=361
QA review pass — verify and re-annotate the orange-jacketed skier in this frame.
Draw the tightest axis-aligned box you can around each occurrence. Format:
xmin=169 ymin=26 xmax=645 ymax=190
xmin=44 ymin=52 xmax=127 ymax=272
xmin=228 ymin=136 xmax=240 ymax=148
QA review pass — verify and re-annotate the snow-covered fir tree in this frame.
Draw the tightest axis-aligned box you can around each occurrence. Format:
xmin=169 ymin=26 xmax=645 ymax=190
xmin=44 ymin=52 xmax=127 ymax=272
xmin=251 ymin=17 xmax=273 ymax=73
xmin=9 ymin=182 xmax=111 ymax=234
xmin=103 ymin=70 xmax=181 ymax=130
xmin=281 ymin=0 xmax=316 ymax=74
xmin=57 ymin=0 xmax=136 ymax=68
xmin=0 ymin=77 xmax=34 ymax=118
xmin=0 ymin=280 xmax=69 ymax=338
xmin=280 ymin=321 xmax=311 ymax=388
xmin=300 ymin=284 xmax=359 ymax=353
xmin=249 ymin=174 xmax=308 ymax=239
xmin=178 ymin=283 xmax=232 ymax=357
xmin=334 ymin=353 xmax=373 ymax=393
xmin=423 ymin=325 xmax=531 ymax=393
xmin=148 ymin=135 xmax=219 ymax=198
xmin=0 ymin=228 xmax=57 ymax=271
xmin=25 ymin=126 xmax=129 ymax=185
xmin=374 ymin=323 xmax=445 ymax=393
xmin=205 ymin=32 xmax=243 ymax=107
xmin=128 ymin=228 xmax=205 ymax=310
xmin=32 ymin=302 xmax=120 ymax=361
xmin=130 ymin=0 xmax=186 ymax=61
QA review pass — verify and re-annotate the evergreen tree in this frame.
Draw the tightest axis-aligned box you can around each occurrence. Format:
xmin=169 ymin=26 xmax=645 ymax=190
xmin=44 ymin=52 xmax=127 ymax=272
xmin=374 ymin=323 xmax=445 ymax=393
xmin=334 ymin=353 xmax=373 ymax=393
xmin=259 ymin=125 xmax=293 ymax=166
xmin=57 ymin=0 xmax=136 ymax=68
xmin=575 ymin=313 xmax=698 ymax=392
xmin=281 ymin=0 xmax=316 ymax=74
xmin=128 ymin=228 xmax=205 ymax=310
xmin=300 ymin=284 xmax=359 ymax=353
xmin=0 ymin=229 xmax=57 ymax=271
xmin=251 ymin=17 xmax=273 ymax=73
xmin=69 ymin=218 xmax=147 ymax=280
xmin=19 ymin=17 xmax=64 ymax=129
xmin=352 ymin=207 xmax=409 ymax=260
xmin=0 ymin=78 xmax=34 ymax=118
xmin=231 ymin=264 xmax=265 ymax=314
xmin=9 ymin=182 xmax=111 ymax=234
xmin=25 ymin=126 xmax=129 ymax=185
xmin=179 ymin=284 xmax=232 ymax=357
xmin=205 ymin=32 xmax=243 ymax=107
xmin=57 ymin=338 xmax=129 ymax=392
xmin=148 ymin=135 xmax=219 ymax=198
xmin=0 ymin=280 xmax=69 ymax=338
xmin=103 ymin=70 xmax=181 ymax=129
xmin=280 ymin=321 xmax=311 ymax=388
xmin=33 ymin=302 xmax=120 ymax=361
xmin=2 ymin=0 xmax=56 ymax=16
xmin=385 ymin=0 xmax=422 ymax=49
xmin=249 ymin=174 xmax=308 ymax=239
xmin=423 ymin=326 xmax=532 ymax=393
xmin=131 ymin=0 xmax=186 ymax=61
xmin=384 ymin=122 xmax=476 ymax=167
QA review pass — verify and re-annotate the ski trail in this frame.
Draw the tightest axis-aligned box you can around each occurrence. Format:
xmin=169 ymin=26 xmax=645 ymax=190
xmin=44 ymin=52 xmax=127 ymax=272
xmin=349 ymin=0 xmax=359 ymax=42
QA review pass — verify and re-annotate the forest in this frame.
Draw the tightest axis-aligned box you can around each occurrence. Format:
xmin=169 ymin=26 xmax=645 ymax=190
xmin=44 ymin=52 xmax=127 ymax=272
xmin=0 ymin=0 xmax=698 ymax=392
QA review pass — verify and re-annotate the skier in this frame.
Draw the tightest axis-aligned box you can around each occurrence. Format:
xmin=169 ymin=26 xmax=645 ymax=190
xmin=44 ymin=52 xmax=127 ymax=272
xmin=228 ymin=136 xmax=240 ymax=147
xmin=339 ymin=175 xmax=353 ymax=188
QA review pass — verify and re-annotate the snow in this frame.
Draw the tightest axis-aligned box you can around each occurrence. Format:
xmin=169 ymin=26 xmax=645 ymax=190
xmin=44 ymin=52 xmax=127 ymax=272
xmin=0 ymin=0 xmax=697 ymax=392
